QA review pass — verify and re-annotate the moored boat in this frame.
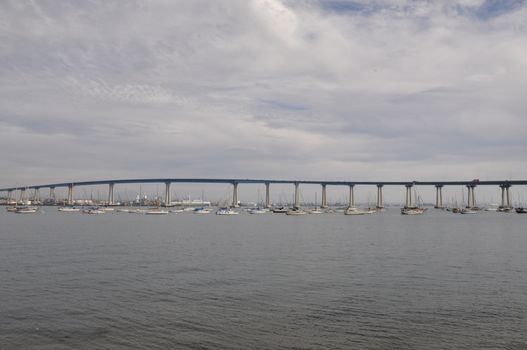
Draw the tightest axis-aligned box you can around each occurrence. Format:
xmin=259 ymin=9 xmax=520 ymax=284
xmin=272 ymin=207 xmax=289 ymax=214
xmin=83 ymin=207 xmax=105 ymax=214
xmin=14 ymin=206 xmax=38 ymax=214
xmin=344 ymin=207 xmax=371 ymax=215
xmin=58 ymin=207 xmax=80 ymax=212
xmin=194 ymin=207 xmax=211 ymax=214
xmin=249 ymin=207 xmax=268 ymax=214
xmin=460 ymin=208 xmax=478 ymax=214
xmin=216 ymin=208 xmax=239 ymax=215
xmin=515 ymin=207 xmax=527 ymax=214
xmin=145 ymin=208 xmax=169 ymax=215
xmin=401 ymin=207 xmax=426 ymax=215
xmin=286 ymin=208 xmax=306 ymax=216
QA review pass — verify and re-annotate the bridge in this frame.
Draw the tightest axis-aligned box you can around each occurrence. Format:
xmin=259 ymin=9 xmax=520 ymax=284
xmin=1 ymin=178 xmax=526 ymax=209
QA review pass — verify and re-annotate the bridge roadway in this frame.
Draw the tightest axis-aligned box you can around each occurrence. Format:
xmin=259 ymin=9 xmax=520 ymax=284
xmin=1 ymin=178 xmax=526 ymax=209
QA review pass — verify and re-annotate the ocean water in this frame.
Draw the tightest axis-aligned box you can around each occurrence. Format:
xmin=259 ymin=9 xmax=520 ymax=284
xmin=1 ymin=208 xmax=526 ymax=349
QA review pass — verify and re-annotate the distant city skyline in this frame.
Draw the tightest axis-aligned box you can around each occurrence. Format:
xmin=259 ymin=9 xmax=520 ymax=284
xmin=1 ymin=0 xmax=526 ymax=187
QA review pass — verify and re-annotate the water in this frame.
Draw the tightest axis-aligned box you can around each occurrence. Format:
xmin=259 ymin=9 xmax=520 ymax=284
xmin=1 ymin=209 xmax=526 ymax=349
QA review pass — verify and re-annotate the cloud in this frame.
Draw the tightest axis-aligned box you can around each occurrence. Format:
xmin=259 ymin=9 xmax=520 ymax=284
xmin=1 ymin=0 xmax=526 ymax=197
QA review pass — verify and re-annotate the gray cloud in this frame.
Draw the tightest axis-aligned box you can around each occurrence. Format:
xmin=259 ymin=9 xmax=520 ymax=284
xmin=1 ymin=0 xmax=526 ymax=190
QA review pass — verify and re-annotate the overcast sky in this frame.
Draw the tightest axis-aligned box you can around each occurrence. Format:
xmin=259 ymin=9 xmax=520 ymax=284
xmin=1 ymin=0 xmax=527 ymax=190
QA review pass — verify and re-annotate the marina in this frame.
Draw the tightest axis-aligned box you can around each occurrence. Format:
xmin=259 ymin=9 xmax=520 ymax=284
xmin=2 ymin=178 xmax=527 ymax=217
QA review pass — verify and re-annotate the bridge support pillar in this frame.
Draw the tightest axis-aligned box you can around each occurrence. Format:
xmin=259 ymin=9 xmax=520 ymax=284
xmin=34 ymin=188 xmax=40 ymax=203
xmin=321 ymin=184 xmax=328 ymax=208
xmin=7 ymin=190 xmax=13 ymax=203
xmin=466 ymin=185 xmax=476 ymax=208
xmin=376 ymin=184 xmax=384 ymax=209
xmin=20 ymin=188 xmax=26 ymax=203
xmin=108 ymin=183 xmax=115 ymax=206
xmin=164 ymin=182 xmax=171 ymax=207
xmin=348 ymin=185 xmax=355 ymax=208
xmin=294 ymin=182 xmax=300 ymax=209
xmin=265 ymin=183 xmax=271 ymax=208
xmin=67 ymin=184 xmax=74 ymax=206
xmin=499 ymin=184 xmax=512 ymax=209
xmin=405 ymin=185 xmax=413 ymax=208
xmin=232 ymin=183 xmax=239 ymax=208
xmin=435 ymin=185 xmax=444 ymax=208
xmin=50 ymin=187 xmax=55 ymax=202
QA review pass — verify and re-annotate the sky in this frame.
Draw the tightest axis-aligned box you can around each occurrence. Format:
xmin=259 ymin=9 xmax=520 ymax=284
xmin=1 ymin=0 xmax=527 ymax=195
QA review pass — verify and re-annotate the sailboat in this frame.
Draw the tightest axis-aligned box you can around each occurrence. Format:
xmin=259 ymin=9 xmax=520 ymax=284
xmin=401 ymin=188 xmax=426 ymax=215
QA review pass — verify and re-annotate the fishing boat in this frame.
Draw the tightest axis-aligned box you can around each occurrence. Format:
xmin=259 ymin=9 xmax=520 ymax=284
xmin=58 ymin=207 xmax=80 ymax=212
xmin=216 ymin=208 xmax=239 ymax=215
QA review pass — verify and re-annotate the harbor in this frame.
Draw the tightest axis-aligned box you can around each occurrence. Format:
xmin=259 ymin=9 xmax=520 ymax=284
xmin=2 ymin=178 xmax=526 ymax=216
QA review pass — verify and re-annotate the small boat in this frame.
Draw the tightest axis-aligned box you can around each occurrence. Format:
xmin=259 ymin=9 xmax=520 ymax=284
xmin=83 ymin=207 xmax=105 ymax=214
xmin=58 ymin=207 xmax=80 ymax=212
xmin=272 ymin=207 xmax=289 ymax=214
xmin=145 ymin=208 xmax=169 ymax=215
xmin=101 ymin=207 xmax=114 ymax=212
xmin=401 ymin=207 xmax=426 ymax=215
xmin=497 ymin=207 xmax=513 ymax=212
xmin=344 ymin=207 xmax=376 ymax=215
xmin=309 ymin=208 xmax=323 ymax=214
xmin=249 ymin=207 xmax=268 ymax=214
xmin=460 ymin=208 xmax=478 ymax=214
xmin=194 ymin=207 xmax=211 ymax=214
xmin=116 ymin=208 xmax=132 ymax=213
xmin=170 ymin=209 xmax=184 ymax=213
xmin=216 ymin=208 xmax=239 ymax=215
xmin=516 ymin=207 xmax=527 ymax=214
xmin=14 ymin=206 xmax=38 ymax=214
xmin=6 ymin=206 xmax=18 ymax=212
xmin=286 ymin=208 xmax=306 ymax=216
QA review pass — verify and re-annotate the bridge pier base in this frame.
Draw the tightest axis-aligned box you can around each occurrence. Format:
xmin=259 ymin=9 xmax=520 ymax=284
xmin=50 ymin=187 xmax=55 ymax=202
